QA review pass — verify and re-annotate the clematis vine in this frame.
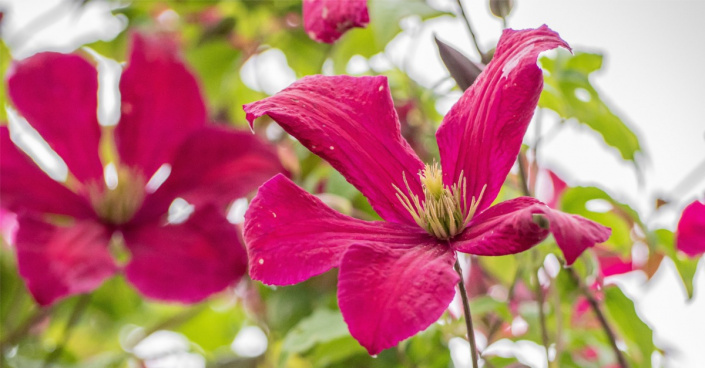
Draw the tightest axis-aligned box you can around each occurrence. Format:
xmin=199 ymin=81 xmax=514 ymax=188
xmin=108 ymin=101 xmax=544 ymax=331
xmin=303 ymin=0 xmax=369 ymax=43
xmin=243 ymin=26 xmax=610 ymax=355
xmin=676 ymin=200 xmax=705 ymax=257
xmin=1 ymin=32 xmax=283 ymax=306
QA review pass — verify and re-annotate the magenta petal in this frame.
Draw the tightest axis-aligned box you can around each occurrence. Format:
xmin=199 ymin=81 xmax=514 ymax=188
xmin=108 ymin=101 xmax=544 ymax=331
xmin=338 ymin=242 xmax=458 ymax=355
xmin=116 ymin=33 xmax=207 ymax=178
xmin=454 ymin=197 xmax=610 ymax=265
xmin=541 ymin=207 xmax=611 ymax=265
xmin=676 ymin=200 xmax=705 ymax=257
xmin=244 ymin=75 xmax=425 ymax=225
xmin=437 ymin=26 xmax=570 ymax=212
xmin=123 ymin=205 xmax=246 ymax=303
xmin=303 ymin=0 xmax=369 ymax=43
xmin=453 ymin=197 xmax=550 ymax=256
xmin=245 ymin=174 xmax=429 ymax=285
xmin=1 ymin=128 xmax=94 ymax=218
xmin=545 ymin=169 xmax=568 ymax=209
xmin=135 ymin=126 xmax=284 ymax=222
xmin=15 ymin=216 xmax=115 ymax=306
xmin=7 ymin=52 xmax=103 ymax=184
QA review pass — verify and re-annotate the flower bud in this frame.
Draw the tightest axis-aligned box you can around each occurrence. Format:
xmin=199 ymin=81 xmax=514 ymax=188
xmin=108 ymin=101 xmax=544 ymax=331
xmin=489 ymin=0 xmax=514 ymax=19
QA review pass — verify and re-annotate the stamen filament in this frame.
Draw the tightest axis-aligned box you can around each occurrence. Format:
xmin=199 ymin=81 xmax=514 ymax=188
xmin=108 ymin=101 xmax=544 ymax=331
xmin=395 ymin=162 xmax=486 ymax=240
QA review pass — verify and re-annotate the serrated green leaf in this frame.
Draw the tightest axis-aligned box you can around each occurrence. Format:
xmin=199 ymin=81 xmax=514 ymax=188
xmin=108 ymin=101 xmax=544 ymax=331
xmin=603 ymin=286 xmax=654 ymax=367
xmin=539 ymin=50 xmax=642 ymax=165
xmin=282 ymin=308 xmax=350 ymax=354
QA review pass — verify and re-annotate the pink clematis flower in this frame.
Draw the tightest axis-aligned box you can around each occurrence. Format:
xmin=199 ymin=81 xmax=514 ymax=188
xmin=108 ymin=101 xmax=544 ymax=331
xmin=1 ymin=33 xmax=283 ymax=306
xmin=243 ymin=26 xmax=610 ymax=354
xmin=303 ymin=0 xmax=369 ymax=43
xmin=676 ymin=200 xmax=705 ymax=257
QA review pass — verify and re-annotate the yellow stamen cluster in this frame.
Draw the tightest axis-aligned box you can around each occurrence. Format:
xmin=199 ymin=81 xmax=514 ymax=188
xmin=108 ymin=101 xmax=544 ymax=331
xmin=394 ymin=162 xmax=485 ymax=240
xmin=88 ymin=166 xmax=146 ymax=224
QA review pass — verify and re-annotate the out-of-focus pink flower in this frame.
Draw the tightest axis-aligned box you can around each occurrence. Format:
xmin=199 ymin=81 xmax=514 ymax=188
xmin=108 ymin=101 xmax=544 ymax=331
xmin=0 ymin=208 xmax=18 ymax=246
xmin=1 ymin=33 xmax=283 ymax=306
xmin=303 ymin=0 xmax=369 ymax=43
xmin=676 ymin=200 xmax=705 ymax=257
xmin=243 ymin=26 xmax=610 ymax=355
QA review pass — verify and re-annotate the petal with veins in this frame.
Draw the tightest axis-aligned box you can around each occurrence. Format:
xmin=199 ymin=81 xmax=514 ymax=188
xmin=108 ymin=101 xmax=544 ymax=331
xmin=245 ymin=75 xmax=425 ymax=226
xmin=244 ymin=174 xmax=430 ymax=285
xmin=437 ymin=26 xmax=570 ymax=212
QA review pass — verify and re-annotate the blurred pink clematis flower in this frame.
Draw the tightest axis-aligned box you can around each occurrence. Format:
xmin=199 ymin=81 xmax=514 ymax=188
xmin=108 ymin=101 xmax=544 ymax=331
xmin=303 ymin=0 xmax=369 ymax=43
xmin=1 ymin=33 xmax=283 ymax=306
xmin=676 ymin=200 xmax=705 ymax=257
xmin=243 ymin=26 xmax=610 ymax=354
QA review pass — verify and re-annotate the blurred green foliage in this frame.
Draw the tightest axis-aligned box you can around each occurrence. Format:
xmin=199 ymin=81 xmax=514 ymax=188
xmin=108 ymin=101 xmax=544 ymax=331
xmin=1 ymin=0 xmax=700 ymax=367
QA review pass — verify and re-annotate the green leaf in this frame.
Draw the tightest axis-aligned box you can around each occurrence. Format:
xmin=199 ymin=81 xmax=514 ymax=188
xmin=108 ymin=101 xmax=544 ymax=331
xmin=469 ymin=296 xmax=511 ymax=321
xmin=653 ymin=229 xmax=699 ymax=299
xmin=603 ymin=286 xmax=654 ymax=366
xmin=559 ymin=186 xmax=644 ymax=256
xmin=309 ymin=336 xmax=366 ymax=368
xmin=368 ymin=0 xmax=446 ymax=47
xmin=185 ymin=39 xmax=242 ymax=113
xmin=539 ymin=51 xmax=642 ymax=165
xmin=177 ymin=304 xmax=246 ymax=352
xmin=330 ymin=0 xmax=449 ymax=74
xmin=282 ymin=308 xmax=350 ymax=354
xmin=479 ymin=254 xmax=517 ymax=286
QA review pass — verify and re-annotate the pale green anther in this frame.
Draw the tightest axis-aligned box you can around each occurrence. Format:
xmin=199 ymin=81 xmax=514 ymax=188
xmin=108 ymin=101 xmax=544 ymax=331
xmin=394 ymin=162 xmax=486 ymax=240
xmin=88 ymin=166 xmax=146 ymax=225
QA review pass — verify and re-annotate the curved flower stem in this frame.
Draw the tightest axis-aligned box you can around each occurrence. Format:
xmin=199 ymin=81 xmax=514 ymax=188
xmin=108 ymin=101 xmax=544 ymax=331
xmin=0 ymin=304 xmax=54 ymax=352
xmin=454 ymin=0 xmax=485 ymax=62
xmin=453 ymin=257 xmax=479 ymax=368
xmin=567 ymin=268 xmax=629 ymax=368
xmin=42 ymin=293 xmax=91 ymax=368
xmin=531 ymin=251 xmax=552 ymax=366
xmin=516 ymin=151 xmax=629 ymax=368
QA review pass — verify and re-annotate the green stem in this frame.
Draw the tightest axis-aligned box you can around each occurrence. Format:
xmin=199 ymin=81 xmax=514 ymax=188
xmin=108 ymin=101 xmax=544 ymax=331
xmin=532 ymin=251 xmax=552 ymax=365
xmin=454 ymin=258 xmax=479 ymax=368
xmin=567 ymin=268 xmax=629 ymax=368
xmin=454 ymin=0 xmax=485 ymax=62
xmin=42 ymin=294 xmax=91 ymax=368
xmin=0 ymin=305 xmax=54 ymax=352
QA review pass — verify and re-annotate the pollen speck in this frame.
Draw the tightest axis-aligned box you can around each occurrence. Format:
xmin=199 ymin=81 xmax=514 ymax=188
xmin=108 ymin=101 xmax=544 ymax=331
xmin=259 ymin=258 xmax=264 ymax=265
xmin=329 ymin=146 xmax=334 ymax=150
xmin=378 ymin=85 xmax=383 ymax=92
xmin=272 ymin=212 xmax=277 ymax=218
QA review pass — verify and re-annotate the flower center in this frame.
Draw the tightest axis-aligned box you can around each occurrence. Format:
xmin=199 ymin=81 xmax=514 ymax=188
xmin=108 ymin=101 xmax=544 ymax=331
xmin=394 ymin=162 xmax=485 ymax=240
xmin=88 ymin=166 xmax=146 ymax=225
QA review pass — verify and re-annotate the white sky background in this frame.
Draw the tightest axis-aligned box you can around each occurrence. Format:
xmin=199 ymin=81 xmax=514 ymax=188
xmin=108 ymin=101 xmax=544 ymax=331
xmin=0 ymin=0 xmax=703 ymax=367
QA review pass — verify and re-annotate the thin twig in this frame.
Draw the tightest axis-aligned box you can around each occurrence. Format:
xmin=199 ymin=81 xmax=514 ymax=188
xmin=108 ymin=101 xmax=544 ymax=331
xmin=454 ymin=0 xmax=485 ymax=61
xmin=552 ymin=278 xmax=564 ymax=365
xmin=42 ymin=294 xmax=92 ymax=368
xmin=516 ymin=152 xmax=532 ymax=197
xmin=532 ymin=251 xmax=551 ymax=366
xmin=454 ymin=258 xmax=479 ymax=368
xmin=567 ymin=268 xmax=629 ymax=368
